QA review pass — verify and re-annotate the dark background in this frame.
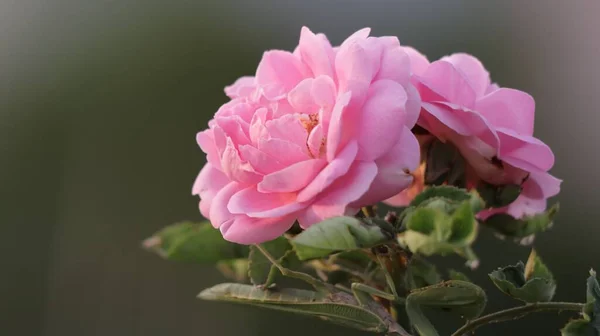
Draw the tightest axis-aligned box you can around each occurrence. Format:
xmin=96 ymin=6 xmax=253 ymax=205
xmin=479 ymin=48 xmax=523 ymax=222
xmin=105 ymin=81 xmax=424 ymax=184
xmin=2 ymin=1 xmax=599 ymax=335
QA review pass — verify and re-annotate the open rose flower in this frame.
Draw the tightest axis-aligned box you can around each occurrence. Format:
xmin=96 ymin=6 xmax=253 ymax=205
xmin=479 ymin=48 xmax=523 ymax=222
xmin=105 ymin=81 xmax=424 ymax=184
xmin=192 ymin=27 xmax=421 ymax=244
xmin=386 ymin=50 xmax=560 ymax=219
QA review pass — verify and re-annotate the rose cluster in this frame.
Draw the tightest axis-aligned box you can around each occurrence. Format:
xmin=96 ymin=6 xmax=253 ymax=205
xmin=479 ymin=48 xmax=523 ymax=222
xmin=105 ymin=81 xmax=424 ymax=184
xmin=192 ymin=27 xmax=559 ymax=244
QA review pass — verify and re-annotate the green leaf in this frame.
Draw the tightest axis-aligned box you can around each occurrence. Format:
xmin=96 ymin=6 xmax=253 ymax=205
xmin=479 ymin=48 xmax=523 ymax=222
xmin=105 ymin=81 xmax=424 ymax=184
xmin=406 ymin=280 xmax=487 ymax=336
xmin=482 ymin=203 xmax=559 ymax=239
xmin=561 ymin=319 xmax=592 ymax=336
xmin=477 ymin=182 xmax=521 ymax=208
xmin=143 ymin=221 xmax=248 ymax=263
xmin=424 ymin=140 xmax=467 ymax=188
xmin=409 ymin=185 xmax=473 ymax=208
xmin=248 ymin=237 xmax=295 ymax=287
xmin=448 ymin=269 xmax=471 ymax=282
xmin=405 ymin=256 xmax=442 ymax=290
xmin=489 ymin=249 xmax=556 ymax=303
xmin=291 ymin=216 xmax=388 ymax=261
xmin=586 ymin=269 xmax=600 ymax=332
xmin=216 ymin=259 xmax=249 ymax=283
xmin=198 ymin=283 xmax=406 ymax=334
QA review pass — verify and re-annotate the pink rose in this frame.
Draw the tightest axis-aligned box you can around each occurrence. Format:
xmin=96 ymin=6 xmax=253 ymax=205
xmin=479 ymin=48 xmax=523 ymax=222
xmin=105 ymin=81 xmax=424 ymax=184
xmin=192 ymin=27 xmax=421 ymax=244
xmin=387 ymin=50 xmax=560 ymax=219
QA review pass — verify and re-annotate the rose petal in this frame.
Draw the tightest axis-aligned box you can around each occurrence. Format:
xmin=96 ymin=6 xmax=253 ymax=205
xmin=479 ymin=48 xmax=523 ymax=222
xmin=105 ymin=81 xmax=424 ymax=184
xmin=298 ymin=26 xmax=335 ymax=78
xmin=403 ymin=46 xmax=429 ymax=76
xmin=418 ymin=60 xmax=476 ymax=108
xmin=193 ymin=164 xmax=230 ymax=218
xmin=442 ymin=53 xmax=491 ymax=98
xmin=258 ymin=138 xmax=308 ymax=166
xmin=209 ymin=181 xmax=243 ymax=228
xmin=298 ymin=140 xmax=358 ymax=202
xmin=496 ymin=128 xmax=554 ymax=172
xmin=257 ymin=159 xmax=327 ymax=193
xmin=356 ymin=80 xmax=408 ymax=161
xmin=256 ymin=50 xmax=308 ymax=91
xmin=220 ymin=214 xmax=297 ymax=244
xmin=476 ymin=88 xmax=535 ymax=136
xmin=326 ymin=92 xmax=353 ymax=161
xmin=238 ymin=145 xmax=285 ymax=174
xmin=224 ymin=76 xmax=256 ymax=99
xmin=228 ymin=186 xmax=303 ymax=218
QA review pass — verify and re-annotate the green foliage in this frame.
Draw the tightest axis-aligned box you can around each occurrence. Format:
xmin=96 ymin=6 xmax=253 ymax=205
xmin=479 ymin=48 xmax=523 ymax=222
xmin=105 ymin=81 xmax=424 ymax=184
xmin=216 ymin=259 xmax=249 ymax=283
xmin=477 ymin=182 xmax=521 ymax=208
xmin=248 ymin=237 xmax=297 ymax=287
xmin=405 ymin=256 xmax=442 ymax=290
xmin=198 ymin=283 xmax=406 ymax=335
xmin=143 ymin=221 xmax=248 ymax=263
xmin=406 ymin=280 xmax=487 ymax=336
xmin=424 ymin=139 xmax=467 ymax=188
xmin=489 ymin=249 xmax=556 ymax=303
xmin=290 ymin=216 xmax=389 ymax=261
xmin=448 ymin=269 xmax=471 ymax=282
xmin=482 ymin=204 xmax=559 ymax=240
xmin=560 ymin=270 xmax=600 ymax=335
xmin=398 ymin=186 xmax=482 ymax=265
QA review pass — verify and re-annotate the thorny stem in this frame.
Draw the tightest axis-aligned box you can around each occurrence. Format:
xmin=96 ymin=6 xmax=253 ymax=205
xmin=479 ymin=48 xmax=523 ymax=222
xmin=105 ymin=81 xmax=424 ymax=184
xmin=451 ymin=302 xmax=585 ymax=336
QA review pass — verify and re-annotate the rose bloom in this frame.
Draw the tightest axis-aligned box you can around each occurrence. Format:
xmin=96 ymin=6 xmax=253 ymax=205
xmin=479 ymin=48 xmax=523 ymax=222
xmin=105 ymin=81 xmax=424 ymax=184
xmin=386 ymin=50 xmax=561 ymax=220
xmin=192 ymin=27 xmax=421 ymax=244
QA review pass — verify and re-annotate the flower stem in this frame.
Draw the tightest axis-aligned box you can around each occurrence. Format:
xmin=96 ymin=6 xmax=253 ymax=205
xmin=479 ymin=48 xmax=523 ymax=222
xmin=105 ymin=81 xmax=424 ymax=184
xmin=451 ymin=302 xmax=584 ymax=336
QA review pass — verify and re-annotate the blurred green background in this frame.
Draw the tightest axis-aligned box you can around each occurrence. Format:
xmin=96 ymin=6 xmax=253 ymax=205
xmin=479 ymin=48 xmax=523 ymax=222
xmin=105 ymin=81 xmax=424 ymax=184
xmin=2 ymin=0 xmax=599 ymax=335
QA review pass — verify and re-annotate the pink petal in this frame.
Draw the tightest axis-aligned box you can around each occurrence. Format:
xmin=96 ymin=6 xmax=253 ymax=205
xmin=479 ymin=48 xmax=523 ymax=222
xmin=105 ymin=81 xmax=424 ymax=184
xmin=257 ymin=159 xmax=327 ymax=193
xmin=375 ymin=42 xmax=411 ymax=86
xmin=265 ymin=114 xmax=307 ymax=146
xmin=402 ymin=46 xmax=429 ymax=76
xmin=404 ymin=83 xmax=422 ymax=129
xmin=220 ymin=214 xmax=297 ymax=244
xmin=196 ymin=129 xmax=222 ymax=171
xmin=356 ymin=80 xmax=408 ymax=161
xmin=238 ymin=145 xmax=285 ymax=174
xmin=224 ymin=76 xmax=256 ymax=99
xmin=418 ymin=60 xmax=476 ymax=108
xmin=192 ymin=164 xmax=230 ymax=218
xmin=312 ymin=75 xmax=336 ymax=109
xmin=297 ymin=161 xmax=378 ymax=228
xmin=335 ymin=41 xmax=373 ymax=112
xmin=298 ymin=26 xmax=335 ymax=78
xmin=420 ymin=102 xmax=472 ymax=136
xmin=256 ymin=50 xmax=309 ymax=92
xmin=214 ymin=115 xmax=251 ymax=146
xmin=258 ymin=138 xmax=308 ymax=166
xmin=326 ymin=92 xmax=353 ymax=161
xmin=209 ymin=181 xmax=243 ymax=228
xmin=298 ymin=140 xmax=358 ymax=202
xmin=475 ymin=88 xmax=535 ymax=136
xmin=287 ymin=78 xmax=318 ymax=112
xmin=221 ymin=137 xmax=262 ymax=184
xmin=307 ymin=124 xmax=324 ymax=158
xmin=340 ymin=28 xmax=371 ymax=45
xmin=496 ymin=128 xmax=555 ymax=172
xmin=355 ymin=126 xmax=420 ymax=205
xmin=227 ymin=186 xmax=303 ymax=218
xmin=249 ymin=108 xmax=272 ymax=145
xmin=442 ymin=53 xmax=491 ymax=98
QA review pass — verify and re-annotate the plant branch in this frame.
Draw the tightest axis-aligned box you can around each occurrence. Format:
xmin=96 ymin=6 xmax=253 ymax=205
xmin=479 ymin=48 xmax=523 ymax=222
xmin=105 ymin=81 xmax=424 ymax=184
xmin=451 ymin=302 xmax=584 ymax=336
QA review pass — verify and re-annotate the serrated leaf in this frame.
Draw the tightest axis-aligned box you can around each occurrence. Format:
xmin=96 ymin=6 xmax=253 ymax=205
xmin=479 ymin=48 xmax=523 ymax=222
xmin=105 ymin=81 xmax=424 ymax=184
xmin=198 ymin=283 xmax=407 ymax=335
xmin=477 ymin=182 xmax=521 ymax=208
xmin=448 ymin=269 xmax=471 ymax=282
xmin=482 ymin=204 xmax=559 ymax=239
xmin=448 ymin=201 xmax=477 ymax=244
xmin=406 ymin=280 xmax=487 ymax=336
xmin=489 ymin=250 xmax=556 ymax=303
xmin=291 ymin=217 xmax=388 ymax=261
xmin=248 ymin=237 xmax=293 ymax=287
xmin=143 ymin=221 xmax=248 ymax=263
xmin=410 ymin=185 xmax=472 ymax=208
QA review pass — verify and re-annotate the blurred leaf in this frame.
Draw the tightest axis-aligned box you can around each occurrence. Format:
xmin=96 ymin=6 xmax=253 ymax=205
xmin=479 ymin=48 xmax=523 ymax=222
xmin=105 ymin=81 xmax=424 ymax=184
xmin=482 ymin=204 xmax=559 ymax=239
xmin=477 ymin=182 xmax=521 ymax=208
xmin=291 ymin=216 xmax=388 ymax=261
xmin=425 ymin=140 xmax=466 ymax=188
xmin=587 ymin=269 xmax=600 ymax=332
xmin=248 ymin=237 xmax=295 ymax=287
xmin=561 ymin=319 xmax=592 ymax=336
xmin=143 ymin=221 xmax=248 ymax=263
xmin=489 ymin=249 xmax=556 ymax=303
xmin=410 ymin=185 xmax=473 ymax=208
xmin=198 ymin=283 xmax=406 ymax=334
xmin=448 ymin=269 xmax=471 ymax=282
xmin=216 ymin=259 xmax=249 ymax=283
xmin=405 ymin=256 xmax=442 ymax=290
xmin=406 ymin=280 xmax=487 ymax=336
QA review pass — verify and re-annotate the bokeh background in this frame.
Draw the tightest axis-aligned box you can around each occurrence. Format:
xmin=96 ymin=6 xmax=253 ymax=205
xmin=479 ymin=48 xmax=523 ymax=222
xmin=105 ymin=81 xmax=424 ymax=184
xmin=2 ymin=1 xmax=599 ymax=335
